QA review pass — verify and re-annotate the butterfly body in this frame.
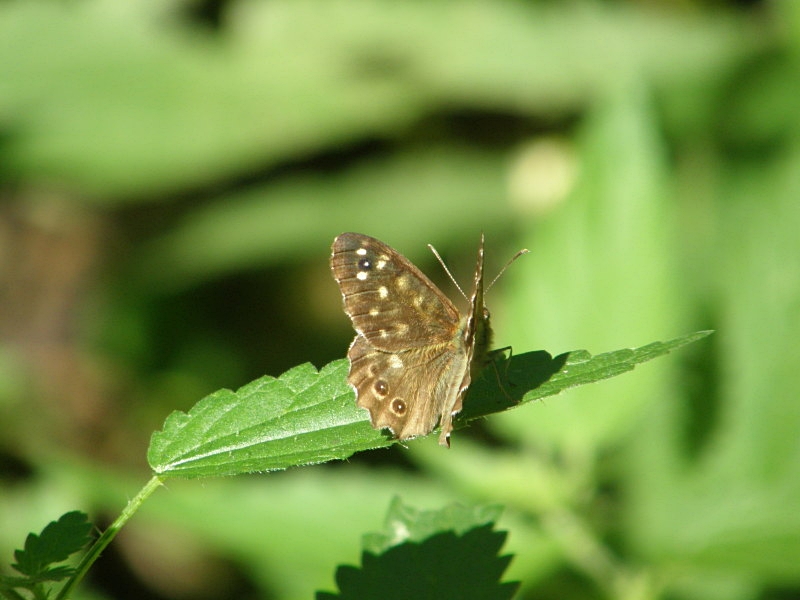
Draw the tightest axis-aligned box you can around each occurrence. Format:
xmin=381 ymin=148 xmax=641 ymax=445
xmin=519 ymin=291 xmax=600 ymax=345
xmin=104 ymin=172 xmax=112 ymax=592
xmin=330 ymin=232 xmax=491 ymax=446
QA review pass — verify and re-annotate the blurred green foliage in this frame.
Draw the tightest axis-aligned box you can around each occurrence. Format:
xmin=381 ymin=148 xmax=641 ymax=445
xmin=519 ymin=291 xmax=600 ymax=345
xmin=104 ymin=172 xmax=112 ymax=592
xmin=1 ymin=0 xmax=799 ymax=599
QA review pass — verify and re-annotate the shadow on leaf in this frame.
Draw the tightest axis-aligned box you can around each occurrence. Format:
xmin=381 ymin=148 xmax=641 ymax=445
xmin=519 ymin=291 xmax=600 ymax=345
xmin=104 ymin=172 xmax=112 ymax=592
xmin=461 ymin=349 xmax=568 ymax=422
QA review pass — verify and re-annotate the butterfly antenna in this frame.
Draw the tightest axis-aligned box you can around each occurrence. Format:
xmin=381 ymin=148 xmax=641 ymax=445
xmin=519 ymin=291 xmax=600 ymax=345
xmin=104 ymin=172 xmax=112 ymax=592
xmin=487 ymin=248 xmax=529 ymax=292
xmin=428 ymin=244 xmax=468 ymax=301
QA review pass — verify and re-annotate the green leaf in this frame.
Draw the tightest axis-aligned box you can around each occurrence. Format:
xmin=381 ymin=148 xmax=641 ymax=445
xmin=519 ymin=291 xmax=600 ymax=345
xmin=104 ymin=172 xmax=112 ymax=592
xmin=148 ymin=361 xmax=392 ymax=477
xmin=11 ymin=511 xmax=92 ymax=579
xmin=461 ymin=330 xmax=714 ymax=424
xmin=362 ymin=497 xmax=504 ymax=554
xmin=148 ymin=332 xmax=711 ymax=478
xmin=317 ymin=498 xmax=518 ymax=600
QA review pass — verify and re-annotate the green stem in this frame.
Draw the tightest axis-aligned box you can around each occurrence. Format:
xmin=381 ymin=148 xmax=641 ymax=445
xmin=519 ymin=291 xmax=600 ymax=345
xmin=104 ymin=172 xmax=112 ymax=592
xmin=56 ymin=476 xmax=163 ymax=600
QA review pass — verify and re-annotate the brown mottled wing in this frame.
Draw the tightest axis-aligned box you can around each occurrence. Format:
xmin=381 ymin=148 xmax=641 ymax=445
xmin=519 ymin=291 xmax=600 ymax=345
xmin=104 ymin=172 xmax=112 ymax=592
xmin=330 ymin=233 xmax=460 ymax=351
xmin=347 ymin=335 xmax=468 ymax=441
xmin=330 ymin=232 xmax=490 ymax=446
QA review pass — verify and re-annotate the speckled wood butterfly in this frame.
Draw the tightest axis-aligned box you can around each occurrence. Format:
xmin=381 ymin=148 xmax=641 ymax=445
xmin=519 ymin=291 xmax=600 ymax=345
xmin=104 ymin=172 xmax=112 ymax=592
xmin=331 ymin=232 xmax=519 ymax=447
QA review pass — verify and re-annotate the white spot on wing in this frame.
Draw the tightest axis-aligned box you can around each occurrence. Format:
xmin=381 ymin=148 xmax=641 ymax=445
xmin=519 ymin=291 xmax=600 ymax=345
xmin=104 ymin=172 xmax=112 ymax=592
xmin=356 ymin=271 xmax=368 ymax=281
xmin=389 ymin=355 xmax=404 ymax=369
xmin=356 ymin=248 xmax=367 ymax=256
xmin=379 ymin=286 xmax=388 ymax=299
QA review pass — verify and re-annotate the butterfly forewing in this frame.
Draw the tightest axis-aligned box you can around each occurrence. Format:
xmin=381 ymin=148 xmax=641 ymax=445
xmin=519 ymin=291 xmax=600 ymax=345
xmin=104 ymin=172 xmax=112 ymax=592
xmin=331 ymin=233 xmax=460 ymax=351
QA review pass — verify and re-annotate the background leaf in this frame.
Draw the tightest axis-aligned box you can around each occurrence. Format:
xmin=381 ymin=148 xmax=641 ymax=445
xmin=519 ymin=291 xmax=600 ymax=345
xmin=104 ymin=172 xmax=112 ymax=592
xmin=318 ymin=499 xmax=518 ymax=600
xmin=9 ymin=511 xmax=91 ymax=585
xmin=11 ymin=512 xmax=91 ymax=578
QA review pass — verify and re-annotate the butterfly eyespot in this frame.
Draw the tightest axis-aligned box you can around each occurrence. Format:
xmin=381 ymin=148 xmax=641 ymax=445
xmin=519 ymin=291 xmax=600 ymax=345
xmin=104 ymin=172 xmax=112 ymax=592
xmin=357 ymin=258 xmax=372 ymax=270
xmin=374 ymin=380 xmax=388 ymax=395
xmin=391 ymin=398 xmax=407 ymax=415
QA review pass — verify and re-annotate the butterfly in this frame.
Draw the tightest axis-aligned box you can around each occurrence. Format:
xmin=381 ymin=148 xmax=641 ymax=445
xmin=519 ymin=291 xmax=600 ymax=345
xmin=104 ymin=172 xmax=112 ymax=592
xmin=331 ymin=232 xmax=520 ymax=446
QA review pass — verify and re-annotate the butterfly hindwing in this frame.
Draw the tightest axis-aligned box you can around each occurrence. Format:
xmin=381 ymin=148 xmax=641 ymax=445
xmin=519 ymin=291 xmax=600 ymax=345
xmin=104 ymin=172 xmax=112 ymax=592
xmin=347 ymin=334 xmax=467 ymax=441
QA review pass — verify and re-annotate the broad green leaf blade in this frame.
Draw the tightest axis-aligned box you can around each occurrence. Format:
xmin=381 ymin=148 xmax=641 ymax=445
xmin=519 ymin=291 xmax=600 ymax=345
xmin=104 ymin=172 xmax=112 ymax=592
xmin=461 ymin=330 xmax=713 ymax=424
xmin=528 ymin=330 xmax=714 ymax=399
xmin=12 ymin=511 xmax=92 ymax=578
xmin=148 ymin=361 xmax=391 ymax=478
xmin=318 ymin=499 xmax=518 ymax=600
xmin=149 ymin=332 xmax=710 ymax=477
